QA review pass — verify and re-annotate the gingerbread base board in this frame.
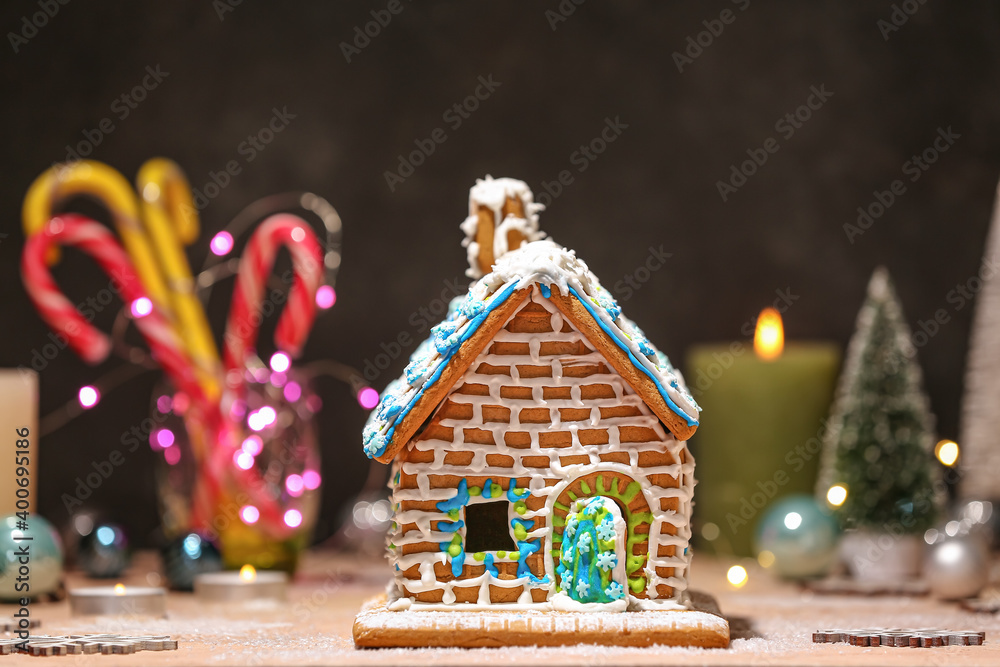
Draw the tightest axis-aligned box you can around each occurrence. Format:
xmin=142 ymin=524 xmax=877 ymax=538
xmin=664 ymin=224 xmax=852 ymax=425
xmin=353 ymin=591 xmax=730 ymax=649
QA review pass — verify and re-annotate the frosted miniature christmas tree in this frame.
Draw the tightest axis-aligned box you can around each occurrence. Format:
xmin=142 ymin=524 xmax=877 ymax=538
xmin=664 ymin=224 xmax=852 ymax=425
xmin=816 ymin=267 xmax=939 ymax=533
xmin=959 ymin=180 xmax=1000 ymax=500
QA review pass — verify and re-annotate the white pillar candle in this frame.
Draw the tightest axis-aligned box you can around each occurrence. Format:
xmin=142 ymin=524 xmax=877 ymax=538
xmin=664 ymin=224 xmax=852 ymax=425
xmin=0 ymin=370 xmax=37 ymax=515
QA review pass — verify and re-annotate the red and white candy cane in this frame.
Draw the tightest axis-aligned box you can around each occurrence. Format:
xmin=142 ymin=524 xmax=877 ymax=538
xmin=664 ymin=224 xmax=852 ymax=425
xmin=21 ymin=214 xmax=207 ymax=405
xmin=223 ymin=214 xmax=323 ymax=390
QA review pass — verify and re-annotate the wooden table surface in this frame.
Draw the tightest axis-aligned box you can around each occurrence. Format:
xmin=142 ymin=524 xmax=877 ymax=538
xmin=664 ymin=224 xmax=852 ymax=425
xmin=2 ymin=549 xmax=997 ymax=666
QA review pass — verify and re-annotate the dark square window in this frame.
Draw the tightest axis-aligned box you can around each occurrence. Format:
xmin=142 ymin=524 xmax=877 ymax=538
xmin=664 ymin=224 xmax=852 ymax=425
xmin=464 ymin=501 xmax=516 ymax=553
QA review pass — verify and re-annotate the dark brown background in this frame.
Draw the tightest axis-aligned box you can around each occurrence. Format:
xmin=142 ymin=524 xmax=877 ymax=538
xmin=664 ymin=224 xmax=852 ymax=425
xmin=1 ymin=1 xmax=999 ymax=545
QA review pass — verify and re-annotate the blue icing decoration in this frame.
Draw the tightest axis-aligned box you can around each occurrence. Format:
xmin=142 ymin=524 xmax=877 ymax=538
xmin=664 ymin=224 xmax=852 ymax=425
xmin=515 ymin=540 xmax=542 ymax=580
xmin=484 ymin=553 xmax=498 ymax=578
xmin=539 ymin=283 xmax=551 ymax=298
xmin=482 ymin=478 xmax=494 ymax=499
xmin=556 ymin=497 xmax=622 ymax=604
xmin=568 ymin=286 xmax=698 ymax=427
xmin=506 ymin=486 xmax=529 ymax=502
xmin=438 ymin=520 xmax=464 ymax=533
xmin=363 ymin=281 xmax=522 ymax=458
xmin=436 ymin=479 xmax=470 ymax=513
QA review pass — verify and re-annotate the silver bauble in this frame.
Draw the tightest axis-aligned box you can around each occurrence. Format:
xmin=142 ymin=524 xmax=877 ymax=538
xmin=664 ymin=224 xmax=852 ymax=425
xmin=924 ymin=535 xmax=989 ymax=600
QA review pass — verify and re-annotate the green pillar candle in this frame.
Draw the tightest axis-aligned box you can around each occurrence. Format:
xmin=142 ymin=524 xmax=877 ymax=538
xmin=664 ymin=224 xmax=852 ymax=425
xmin=686 ymin=339 xmax=840 ymax=557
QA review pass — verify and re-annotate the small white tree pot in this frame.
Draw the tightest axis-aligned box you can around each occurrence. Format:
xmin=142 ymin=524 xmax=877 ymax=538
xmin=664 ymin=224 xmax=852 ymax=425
xmin=840 ymin=530 xmax=924 ymax=582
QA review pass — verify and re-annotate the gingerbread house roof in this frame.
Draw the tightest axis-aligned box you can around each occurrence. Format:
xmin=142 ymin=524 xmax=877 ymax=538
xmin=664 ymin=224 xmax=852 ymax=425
xmin=363 ymin=240 xmax=701 ymax=463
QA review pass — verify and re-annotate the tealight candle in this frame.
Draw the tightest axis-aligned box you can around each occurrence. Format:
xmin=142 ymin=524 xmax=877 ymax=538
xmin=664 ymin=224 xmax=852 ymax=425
xmin=69 ymin=583 xmax=167 ymax=617
xmin=193 ymin=565 xmax=287 ymax=602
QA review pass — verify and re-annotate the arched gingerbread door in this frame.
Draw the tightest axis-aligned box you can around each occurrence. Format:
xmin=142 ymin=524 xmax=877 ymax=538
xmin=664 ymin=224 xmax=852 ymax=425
xmin=551 ymin=469 xmax=654 ymax=599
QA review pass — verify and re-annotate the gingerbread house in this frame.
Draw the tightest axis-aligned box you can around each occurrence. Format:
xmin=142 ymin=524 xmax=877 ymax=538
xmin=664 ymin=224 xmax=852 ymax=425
xmin=363 ymin=177 xmax=701 ymax=613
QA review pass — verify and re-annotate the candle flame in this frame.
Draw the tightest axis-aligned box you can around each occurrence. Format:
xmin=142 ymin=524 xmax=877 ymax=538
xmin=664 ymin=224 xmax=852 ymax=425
xmin=754 ymin=308 xmax=784 ymax=360
xmin=239 ymin=564 xmax=257 ymax=582
xmin=114 ymin=583 xmax=126 ymax=596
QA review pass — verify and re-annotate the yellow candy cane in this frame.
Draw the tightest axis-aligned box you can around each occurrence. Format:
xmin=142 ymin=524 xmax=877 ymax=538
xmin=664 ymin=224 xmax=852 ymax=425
xmin=136 ymin=158 xmax=221 ymax=400
xmin=22 ymin=160 xmax=174 ymax=320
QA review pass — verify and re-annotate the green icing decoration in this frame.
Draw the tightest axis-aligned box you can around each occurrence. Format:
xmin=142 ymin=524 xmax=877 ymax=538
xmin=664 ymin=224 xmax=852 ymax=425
xmin=513 ymin=523 xmax=528 ymax=541
xmin=473 ymin=552 xmax=486 ymax=561
xmin=496 ymin=550 xmax=507 ymax=559
xmin=548 ymin=474 xmax=655 ymax=593
xmin=447 ymin=508 xmax=460 ymax=520
xmin=580 ymin=480 xmax=591 ymax=495
xmin=469 ymin=486 xmax=482 ymax=496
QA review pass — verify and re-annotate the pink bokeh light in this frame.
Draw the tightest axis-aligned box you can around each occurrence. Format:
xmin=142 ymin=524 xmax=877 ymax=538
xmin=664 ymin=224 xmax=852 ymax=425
xmin=285 ymin=474 xmax=304 ymax=497
xmin=358 ymin=387 xmax=380 ymax=410
xmin=164 ymin=446 xmax=181 ymax=465
xmin=315 ymin=285 xmax=336 ymax=309
xmin=240 ymin=505 xmax=259 ymax=524
xmin=209 ymin=231 xmax=234 ymax=256
xmin=269 ymin=352 xmax=291 ymax=373
xmin=234 ymin=450 xmax=254 ymax=470
xmin=302 ymin=469 xmax=321 ymax=490
xmin=78 ymin=386 xmax=100 ymax=409
xmin=130 ymin=297 xmax=153 ymax=318
xmin=156 ymin=429 xmax=175 ymax=448
xmin=283 ymin=382 xmax=302 ymax=402
xmin=284 ymin=509 xmax=303 ymax=528
xmin=242 ymin=435 xmax=263 ymax=456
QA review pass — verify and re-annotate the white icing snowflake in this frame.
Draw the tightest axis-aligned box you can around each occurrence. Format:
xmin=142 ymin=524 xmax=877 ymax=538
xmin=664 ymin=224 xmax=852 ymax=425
xmin=596 ymin=551 xmax=617 ymax=572
xmin=605 ymin=581 xmax=624 ymax=600
xmin=564 ymin=518 xmax=578 ymax=540
xmin=559 ymin=570 xmax=572 ymax=590
xmin=596 ymin=518 xmax=615 ymax=542
xmin=575 ymin=579 xmax=590 ymax=597
xmin=562 ymin=545 xmax=574 ymax=562
xmin=577 ymin=532 xmax=592 ymax=554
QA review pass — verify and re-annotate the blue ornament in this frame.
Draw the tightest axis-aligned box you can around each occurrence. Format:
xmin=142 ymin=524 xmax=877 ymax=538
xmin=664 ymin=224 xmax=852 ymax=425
xmin=0 ymin=514 xmax=64 ymax=601
xmin=754 ymin=494 xmax=839 ymax=579
xmin=78 ymin=522 xmax=130 ymax=578
xmin=161 ymin=533 xmax=222 ymax=591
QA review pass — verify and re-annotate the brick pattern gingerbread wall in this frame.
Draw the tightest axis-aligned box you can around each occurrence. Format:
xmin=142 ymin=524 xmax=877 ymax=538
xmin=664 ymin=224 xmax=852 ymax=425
xmin=389 ymin=285 xmax=695 ymax=606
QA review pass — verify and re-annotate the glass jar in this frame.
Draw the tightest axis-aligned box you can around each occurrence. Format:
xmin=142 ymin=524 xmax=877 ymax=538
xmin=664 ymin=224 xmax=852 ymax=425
xmin=150 ymin=367 xmax=321 ymax=573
